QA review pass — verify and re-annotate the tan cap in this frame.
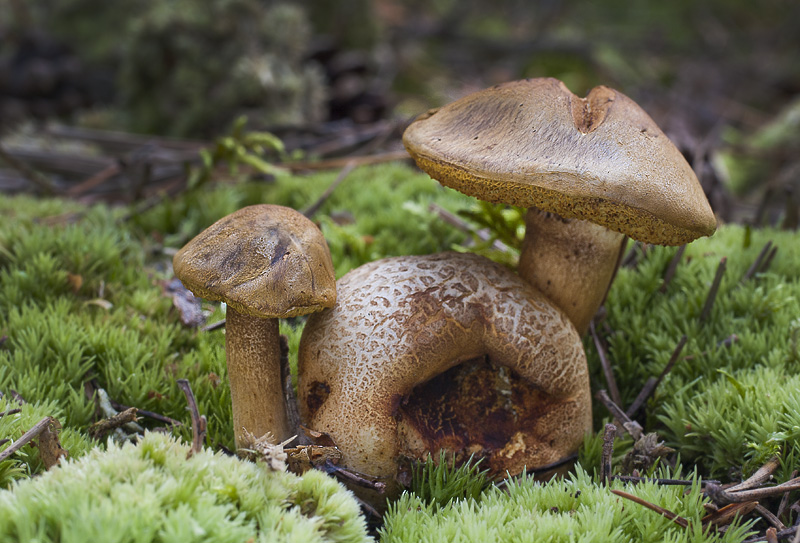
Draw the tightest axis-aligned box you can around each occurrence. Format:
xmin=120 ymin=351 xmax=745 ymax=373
xmin=173 ymin=204 xmax=336 ymax=319
xmin=403 ymin=78 xmax=716 ymax=245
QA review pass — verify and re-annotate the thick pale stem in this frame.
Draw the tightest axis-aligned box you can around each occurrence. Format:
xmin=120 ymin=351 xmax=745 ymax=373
xmin=518 ymin=208 xmax=626 ymax=335
xmin=225 ymin=308 xmax=290 ymax=448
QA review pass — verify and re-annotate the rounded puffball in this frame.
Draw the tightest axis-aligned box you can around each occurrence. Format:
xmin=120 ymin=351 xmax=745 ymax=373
xmin=172 ymin=204 xmax=336 ymax=318
xmin=298 ymin=252 xmax=591 ymax=480
xmin=403 ymin=78 xmax=717 ymax=245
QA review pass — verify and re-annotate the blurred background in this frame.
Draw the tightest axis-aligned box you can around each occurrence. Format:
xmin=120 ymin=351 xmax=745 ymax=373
xmin=1 ymin=0 xmax=799 ymax=226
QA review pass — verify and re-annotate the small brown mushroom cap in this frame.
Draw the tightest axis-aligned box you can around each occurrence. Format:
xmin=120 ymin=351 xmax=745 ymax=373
xmin=172 ymin=204 xmax=336 ymax=318
xmin=298 ymin=252 xmax=591 ymax=480
xmin=403 ymin=78 xmax=716 ymax=245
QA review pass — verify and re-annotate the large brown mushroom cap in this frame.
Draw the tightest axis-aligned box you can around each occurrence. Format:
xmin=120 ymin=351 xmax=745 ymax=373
xmin=298 ymin=252 xmax=590 ymax=480
xmin=173 ymin=204 xmax=336 ymax=318
xmin=403 ymin=78 xmax=716 ymax=245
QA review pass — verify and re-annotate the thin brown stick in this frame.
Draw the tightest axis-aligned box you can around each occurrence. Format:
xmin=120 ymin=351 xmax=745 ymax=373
xmin=201 ymin=319 xmax=226 ymax=332
xmin=756 ymin=505 xmax=787 ymax=531
xmin=776 ymin=470 xmax=798 ymax=521
xmin=759 ymin=246 xmax=779 ymax=274
xmin=611 ymin=475 xmax=720 ymax=486
xmin=591 ymin=322 xmax=622 ymax=408
xmin=302 ymin=162 xmax=356 ymax=218
xmin=284 ymin=150 xmax=409 ymax=172
xmin=596 ymin=390 xmax=643 ymax=440
xmin=177 ymin=379 xmax=207 ymax=457
xmin=0 ymin=144 xmax=56 ymax=194
xmin=319 ymin=459 xmax=387 ymax=493
xmin=610 ymin=489 xmax=690 ymax=528
xmin=659 ymin=245 xmax=687 ymax=293
xmin=742 ymin=241 xmax=773 ymax=282
xmin=428 ymin=203 xmax=513 ymax=252
xmin=0 ymin=408 xmax=22 ymax=418
xmin=65 ymin=162 xmax=122 ymax=196
xmin=108 ymin=400 xmax=182 ymax=427
xmin=601 ymin=423 xmax=616 ymax=485
xmin=700 ymin=257 xmax=727 ymax=323
xmin=88 ymin=407 xmax=139 ymax=440
xmin=280 ymin=335 xmax=308 ymax=446
xmin=626 ymin=335 xmax=688 ymax=418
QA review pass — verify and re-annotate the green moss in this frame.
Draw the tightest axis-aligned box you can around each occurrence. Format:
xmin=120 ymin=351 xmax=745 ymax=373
xmin=0 ymin=432 xmax=370 ymax=543
xmin=587 ymin=225 xmax=800 ymax=479
xmin=381 ymin=466 xmax=753 ymax=543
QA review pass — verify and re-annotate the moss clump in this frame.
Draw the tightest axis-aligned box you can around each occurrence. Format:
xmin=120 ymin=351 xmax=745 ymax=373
xmin=586 ymin=225 xmax=800 ymax=480
xmin=381 ymin=467 xmax=753 ymax=543
xmin=0 ymin=432 xmax=370 ymax=543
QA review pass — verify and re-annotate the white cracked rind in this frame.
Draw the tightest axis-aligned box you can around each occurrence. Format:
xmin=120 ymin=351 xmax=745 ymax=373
xmin=298 ymin=252 xmax=591 ymax=479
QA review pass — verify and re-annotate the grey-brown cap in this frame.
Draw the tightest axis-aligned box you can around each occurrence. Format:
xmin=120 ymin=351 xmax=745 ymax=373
xmin=403 ymin=78 xmax=717 ymax=245
xmin=173 ymin=204 xmax=336 ymax=318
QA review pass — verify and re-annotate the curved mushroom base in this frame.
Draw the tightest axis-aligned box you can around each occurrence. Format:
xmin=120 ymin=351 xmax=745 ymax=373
xmin=396 ymin=355 xmax=590 ymax=479
xmin=298 ymin=252 xmax=591 ymax=491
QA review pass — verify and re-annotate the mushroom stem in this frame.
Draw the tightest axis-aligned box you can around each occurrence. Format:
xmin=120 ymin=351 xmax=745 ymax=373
xmin=225 ymin=308 xmax=290 ymax=448
xmin=518 ymin=208 xmax=627 ymax=335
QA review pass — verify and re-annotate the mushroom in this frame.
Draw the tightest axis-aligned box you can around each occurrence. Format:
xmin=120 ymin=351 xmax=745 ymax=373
xmin=173 ymin=204 xmax=336 ymax=447
xmin=298 ymin=252 xmax=590 ymax=487
xmin=403 ymin=78 xmax=716 ymax=334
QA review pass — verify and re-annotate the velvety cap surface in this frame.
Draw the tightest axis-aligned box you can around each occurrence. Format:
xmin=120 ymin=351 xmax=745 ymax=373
xmin=403 ymin=78 xmax=717 ymax=245
xmin=173 ymin=204 xmax=336 ymax=318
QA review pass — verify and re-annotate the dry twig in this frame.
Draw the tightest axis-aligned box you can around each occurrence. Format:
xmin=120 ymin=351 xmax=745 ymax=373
xmin=700 ymin=257 xmax=727 ymax=323
xmin=88 ymin=407 xmax=139 ymax=440
xmin=177 ymin=379 xmax=207 ymax=457
xmin=591 ymin=322 xmax=622 ymax=407
xmin=596 ymin=390 xmax=643 ymax=440
xmin=610 ymin=489 xmax=690 ymax=528
xmin=626 ymin=335 xmax=688 ymax=418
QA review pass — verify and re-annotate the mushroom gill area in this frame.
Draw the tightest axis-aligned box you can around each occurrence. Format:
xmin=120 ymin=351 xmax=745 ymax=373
xmin=394 ymin=354 xmax=562 ymax=479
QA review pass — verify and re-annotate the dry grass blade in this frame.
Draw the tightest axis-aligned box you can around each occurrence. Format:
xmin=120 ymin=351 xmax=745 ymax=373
xmin=610 ymin=489 xmax=690 ymax=528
